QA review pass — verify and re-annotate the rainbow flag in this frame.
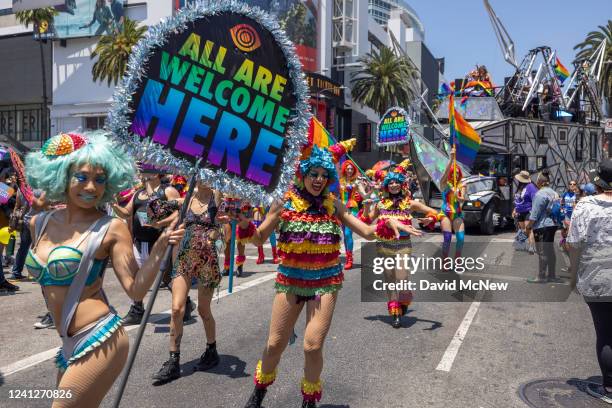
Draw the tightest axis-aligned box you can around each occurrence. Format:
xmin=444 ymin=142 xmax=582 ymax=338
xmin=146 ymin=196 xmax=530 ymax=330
xmin=449 ymin=94 xmax=481 ymax=167
xmin=308 ymin=117 xmax=333 ymax=148
xmin=555 ymin=57 xmax=569 ymax=83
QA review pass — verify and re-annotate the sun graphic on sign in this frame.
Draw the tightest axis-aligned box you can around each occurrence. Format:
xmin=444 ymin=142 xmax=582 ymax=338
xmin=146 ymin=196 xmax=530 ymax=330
xmin=390 ymin=110 xmax=398 ymax=117
xmin=230 ymin=24 xmax=261 ymax=52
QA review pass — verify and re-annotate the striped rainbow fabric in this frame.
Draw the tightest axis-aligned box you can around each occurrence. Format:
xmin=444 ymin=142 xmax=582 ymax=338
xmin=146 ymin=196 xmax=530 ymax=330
xmin=449 ymin=94 xmax=481 ymax=167
xmin=308 ymin=117 xmax=332 ymax=148
xmin=555 ymin=57 xmax=569 ymax=83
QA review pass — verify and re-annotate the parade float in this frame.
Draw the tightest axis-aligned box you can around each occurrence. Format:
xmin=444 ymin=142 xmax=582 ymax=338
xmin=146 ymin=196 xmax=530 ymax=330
xmin=406 ymin=0 xmax=608 ymax=234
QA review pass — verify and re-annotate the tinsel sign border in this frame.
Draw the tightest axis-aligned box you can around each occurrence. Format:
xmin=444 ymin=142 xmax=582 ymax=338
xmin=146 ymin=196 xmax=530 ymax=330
xmin=108 ymin=0 xmax=310 ymax=205
xmin=376 ymin=106 xmax=411 ymax=147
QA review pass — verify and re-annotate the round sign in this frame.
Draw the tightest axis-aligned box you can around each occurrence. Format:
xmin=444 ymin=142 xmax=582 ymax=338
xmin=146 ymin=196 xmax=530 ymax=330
xmin=109 ymin=1 xmax=310 ymax=204
xmin=376 ymin=106 xmax=410 ymax=147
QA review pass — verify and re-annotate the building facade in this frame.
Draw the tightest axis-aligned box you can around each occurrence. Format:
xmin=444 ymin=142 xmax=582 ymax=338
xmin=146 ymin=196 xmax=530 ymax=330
xmin=0 ymin=0 xmax=444 ymax=161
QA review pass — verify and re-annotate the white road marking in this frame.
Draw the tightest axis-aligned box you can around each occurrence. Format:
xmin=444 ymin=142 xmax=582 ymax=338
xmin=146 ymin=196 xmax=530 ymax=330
xmin=435 ymin=299 xmax=481 ymax=372
xmin=1 ymin=272 xmax=278 ymax=378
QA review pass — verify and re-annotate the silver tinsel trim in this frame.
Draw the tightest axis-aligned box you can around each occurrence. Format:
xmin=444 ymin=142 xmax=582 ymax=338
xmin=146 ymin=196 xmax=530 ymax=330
xmin=375 ymin=106 xmax=411 ymax=147
xmin=108 ymin=0 xmax=310 ymax=205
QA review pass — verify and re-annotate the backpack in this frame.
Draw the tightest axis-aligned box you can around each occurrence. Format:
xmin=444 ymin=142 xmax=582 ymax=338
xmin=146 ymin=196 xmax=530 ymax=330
xmin=544 ymin=190 xmax=564 ymax=225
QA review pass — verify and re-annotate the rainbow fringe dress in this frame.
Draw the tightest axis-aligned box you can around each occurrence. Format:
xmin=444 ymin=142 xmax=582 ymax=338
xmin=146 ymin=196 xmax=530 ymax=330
xmin=275 ymin=191 xmax=344 ymax=296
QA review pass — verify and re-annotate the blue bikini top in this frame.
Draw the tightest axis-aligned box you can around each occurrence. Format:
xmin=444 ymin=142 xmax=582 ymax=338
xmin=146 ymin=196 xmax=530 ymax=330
xmin=26 ymin=211 xmax=108 ymax=287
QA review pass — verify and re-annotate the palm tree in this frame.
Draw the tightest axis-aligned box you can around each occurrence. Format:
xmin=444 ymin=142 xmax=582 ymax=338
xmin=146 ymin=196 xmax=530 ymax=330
xmin=15 ymin=7 xmax=58 ymax=141
xmin=91 ymin=17 xmax=147 ymax=86
xmin=573 ymin=20 xmax=612 ymax=108
xmin=350 ymin=46 xmax=418 ymax=115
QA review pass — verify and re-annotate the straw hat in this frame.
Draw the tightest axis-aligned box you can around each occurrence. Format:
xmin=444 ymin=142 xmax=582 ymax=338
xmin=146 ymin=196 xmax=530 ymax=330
xmin=514 ymin=170 xmax=531 ymax=184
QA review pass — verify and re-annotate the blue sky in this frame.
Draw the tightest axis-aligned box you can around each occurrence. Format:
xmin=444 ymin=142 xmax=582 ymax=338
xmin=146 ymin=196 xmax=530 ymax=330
xmin=409 ymin=0 xmax=610 ymax=84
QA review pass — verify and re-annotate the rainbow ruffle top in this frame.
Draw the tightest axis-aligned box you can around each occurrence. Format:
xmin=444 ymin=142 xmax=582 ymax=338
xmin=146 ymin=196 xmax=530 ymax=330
xmin=375 ymin=196 xmax=413 ymax=241
xmin=275 ymin=190 xmax=343 ymax=296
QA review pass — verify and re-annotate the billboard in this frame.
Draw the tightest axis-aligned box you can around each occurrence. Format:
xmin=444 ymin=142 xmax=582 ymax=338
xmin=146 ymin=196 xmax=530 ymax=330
xmin=247 ymin=0 xmax=318 ymax=72
xmin=53 ymin=0 xmax=125 ymax=39
xmin=12 ymin=0 xmax=65 ymax=12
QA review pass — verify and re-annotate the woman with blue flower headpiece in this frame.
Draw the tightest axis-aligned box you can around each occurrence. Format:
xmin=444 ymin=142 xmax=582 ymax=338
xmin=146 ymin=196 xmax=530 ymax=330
xmin=361 ymin=160 xmax=441 ymax=328
xmin=239 ymin=139 xmax=422 ymax=408
xmin=25 ymin=131 xmax=184 ymax=407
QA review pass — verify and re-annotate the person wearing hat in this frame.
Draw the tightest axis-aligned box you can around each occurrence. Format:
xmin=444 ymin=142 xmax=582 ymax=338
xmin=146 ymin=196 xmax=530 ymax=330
xmin=513 ymin=170 xmax=538 ymax=254
xmin=567 ymin=159 xmax=612 ymax=403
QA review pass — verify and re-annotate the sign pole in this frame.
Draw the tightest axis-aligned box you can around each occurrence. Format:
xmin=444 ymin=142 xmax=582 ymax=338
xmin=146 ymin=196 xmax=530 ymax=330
xmin=227 ymin=219 xmax=237 ymax=293
xmin=112 ymin=159 xmax=202 ymax=408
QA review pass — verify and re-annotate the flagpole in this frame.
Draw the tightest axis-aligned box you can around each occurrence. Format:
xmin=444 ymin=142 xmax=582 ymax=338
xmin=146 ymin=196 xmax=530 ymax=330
xmin=312 ymin=117 xmax=373 ymax=181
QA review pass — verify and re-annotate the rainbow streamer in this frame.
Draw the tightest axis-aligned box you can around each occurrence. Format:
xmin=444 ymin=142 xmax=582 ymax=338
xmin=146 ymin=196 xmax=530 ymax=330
xmin=449 ymin=94 xmax=481 ymax=168
xmin=555 ymin=57 xmax=569 ymax=83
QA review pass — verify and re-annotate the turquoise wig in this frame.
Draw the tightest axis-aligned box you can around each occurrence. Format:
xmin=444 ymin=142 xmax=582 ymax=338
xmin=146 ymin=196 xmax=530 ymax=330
xmin=298 ymin=145 xmax=338 ymax=184
xmin=26 ymin=131 xmax=136 ymax=205
xmin=383 ymin=171 xmax=406 ymax=188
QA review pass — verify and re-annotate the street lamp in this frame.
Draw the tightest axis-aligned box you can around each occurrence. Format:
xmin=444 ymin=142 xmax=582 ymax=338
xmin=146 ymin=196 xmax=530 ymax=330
xmin=315 ymin=85 xmax=346 ymax=121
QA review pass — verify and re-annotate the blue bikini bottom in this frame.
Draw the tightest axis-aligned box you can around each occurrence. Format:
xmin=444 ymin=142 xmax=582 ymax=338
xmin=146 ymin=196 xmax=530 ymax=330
xmin=55 ymin=312 xmax=123 ymax=372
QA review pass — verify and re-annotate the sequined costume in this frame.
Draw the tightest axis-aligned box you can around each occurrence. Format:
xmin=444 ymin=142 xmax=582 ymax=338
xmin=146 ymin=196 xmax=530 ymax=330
xmin=171 ymin=198 xmax=222 ymax=288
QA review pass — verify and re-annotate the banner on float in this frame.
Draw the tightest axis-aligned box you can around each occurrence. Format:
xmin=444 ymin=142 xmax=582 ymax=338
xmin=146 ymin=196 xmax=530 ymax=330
xmin=109 ymin=2 xmax=310 ymax=204
xmin=12 ymin=0 xmax=65 ymax=12
xmin=376 ymin=106 xmax=410 ymax=147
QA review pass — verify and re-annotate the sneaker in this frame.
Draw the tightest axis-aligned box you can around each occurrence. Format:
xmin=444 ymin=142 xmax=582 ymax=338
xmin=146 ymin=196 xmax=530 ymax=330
xmin=391 ymin=315 xmax=401 ymax=329
xmin=183 ymin=297 xmax=195 ymax=323
xmin=547 ymin=277 xmax=565 ymax=284
xmin=196 ymin=346 xmax=219 ymax=371
xmin=34 ymin=313 xmax=54 ymax=329
xmin=152 ymin=358 xmax=180 ymax=385
xmin=122 ymin=302 xmax=144 ymax=326
xmin=586 ymin=383 xmax=612 ymax=404
xmin=10 ymin=273 xmax=26 ymax=280
xmin=301 ymin=400 xmax=317 ymax=408
xmin=526 ymin=277 xmax=547 ymax=283
xmin=244 ymin=387 xmax=267 ymax=408
xmin=0 ymin=280 xmax=19 ymax=292
xmin=235 ymin=265 xmax=243 ymax=277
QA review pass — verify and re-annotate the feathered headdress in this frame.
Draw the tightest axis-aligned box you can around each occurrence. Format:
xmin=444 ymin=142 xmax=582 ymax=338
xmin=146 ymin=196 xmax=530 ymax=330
xmin=383 ymin=159 xmax=411 ymax=188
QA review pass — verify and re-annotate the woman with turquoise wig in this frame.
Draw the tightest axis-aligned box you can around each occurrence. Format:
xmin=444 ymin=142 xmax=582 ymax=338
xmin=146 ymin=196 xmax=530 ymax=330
xmin=25 ymin=131 xmax=184 ymax=407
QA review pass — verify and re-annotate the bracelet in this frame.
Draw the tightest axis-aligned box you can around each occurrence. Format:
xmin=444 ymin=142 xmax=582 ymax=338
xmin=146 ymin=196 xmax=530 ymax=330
xmin=357 ymin=209 xmax=372 ymax=225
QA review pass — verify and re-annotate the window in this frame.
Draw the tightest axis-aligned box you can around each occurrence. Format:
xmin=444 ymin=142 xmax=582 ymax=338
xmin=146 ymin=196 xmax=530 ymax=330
xmin=558 ymin=127 xmax=567 ymax=145
xmin=536 ymin=155 xmax=547 ymax=170
xmin=536 ymin=124 xmax=549 ymax=143
xmin=576 ymin=129 xmax=584 ymax=162
xmin=84 ymin=116 xmax=106 ymax=131
xmin=358 ymin=123 xmax=372 ymax=152
xmin=512 ymin=122 xmax=525 ymax=143
xmin=590 ymin=131 xmax=598 ymax=160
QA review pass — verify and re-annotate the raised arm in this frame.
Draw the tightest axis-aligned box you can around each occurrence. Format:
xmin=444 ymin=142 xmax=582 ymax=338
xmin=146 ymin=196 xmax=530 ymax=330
xmin=248 ymin=200 xmax=283 ymax=246
xmin=107 ymin=218 xmax=184 ymax=300
xmin=335 ymin=199 xmax=422 ymax=240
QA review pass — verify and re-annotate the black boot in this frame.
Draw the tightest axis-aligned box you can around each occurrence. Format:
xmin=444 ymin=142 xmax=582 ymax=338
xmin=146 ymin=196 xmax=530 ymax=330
xmin=122 ymin=301 xmax=144 ymax=325
xmin=152 ymin=352 xmax=181 ymax=384
xmin=244 ymin=387 xmax=267 ymax=408
xmin=391 ymin=314 xmax=401 ymax=329
xmin=301 ymin=400 xmax=317 ymax=408
xmin=183 ymin=297 xmax=196 ymax=322
xmin=196 ymin=342 xmax=220 ymax=371
xmin=235 ymin=264 xmax=243 ymax=277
